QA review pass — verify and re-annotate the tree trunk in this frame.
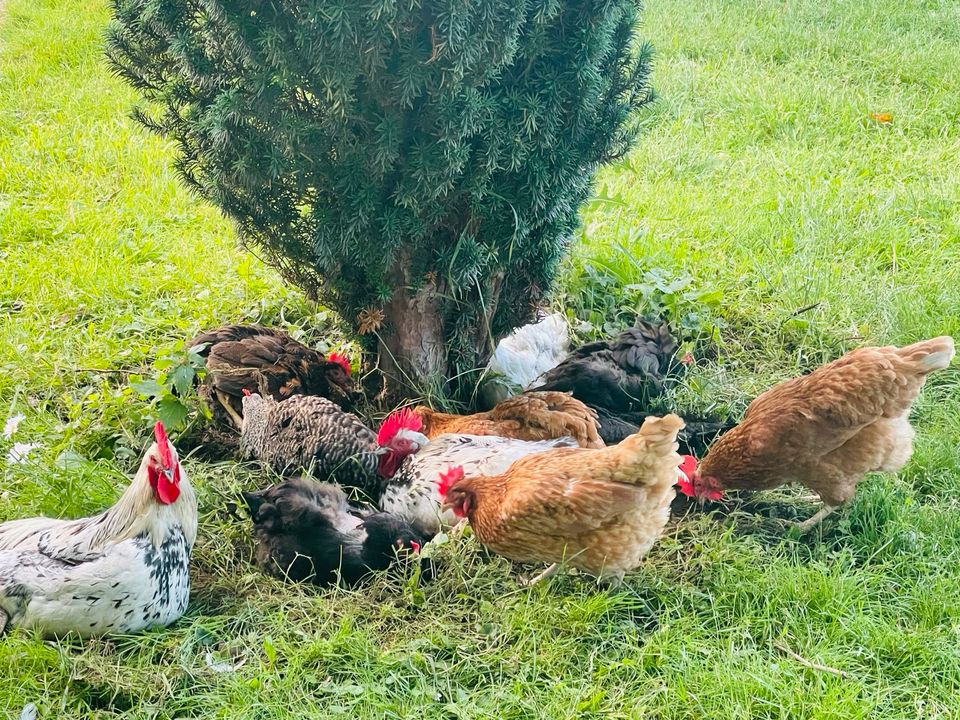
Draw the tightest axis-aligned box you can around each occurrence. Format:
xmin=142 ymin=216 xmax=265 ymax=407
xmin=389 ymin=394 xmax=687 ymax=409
xmin=377 ymin=265 xmax=447 ymax=399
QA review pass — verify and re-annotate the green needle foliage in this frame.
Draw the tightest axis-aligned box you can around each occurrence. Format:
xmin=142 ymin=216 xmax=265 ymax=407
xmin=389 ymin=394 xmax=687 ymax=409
xmin=105 ymin=0 xmax=654 ymax=390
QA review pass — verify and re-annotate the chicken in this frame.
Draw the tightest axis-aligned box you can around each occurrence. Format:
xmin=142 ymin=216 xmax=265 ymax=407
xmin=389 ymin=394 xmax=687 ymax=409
xmin=413 ymin=391 xmax=603 ymax=449
xmin=379 ymin=434 xmax=580 ymax=537
xmin=480 ymin=312 xmax=570 ymax=407
xmin=684 ymin=336 xmax=956 ymax=532
xmin=537 ymin=320 xmax=679 ymax=411
xmin=240 ymin=392 xmax=428 ymax=500
xmin=0 ymin=423 xmax=197 ymax=637
xmin=191 ymin=324 xmax=359 ymax=430
xmin=242 ymin=477 xmax=423 ymax=587
xmin=437 ymin=414 xmax=687 ymax=585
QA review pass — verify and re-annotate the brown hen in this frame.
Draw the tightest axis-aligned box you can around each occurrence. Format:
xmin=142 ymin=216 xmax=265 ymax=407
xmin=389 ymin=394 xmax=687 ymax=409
xmin=413 ymin=391 xmax=604 ymax=449
xmin=686 ymin=336 xmax=955 ymax=531
xmin=439 ymin=414 xmax=687 ymax=585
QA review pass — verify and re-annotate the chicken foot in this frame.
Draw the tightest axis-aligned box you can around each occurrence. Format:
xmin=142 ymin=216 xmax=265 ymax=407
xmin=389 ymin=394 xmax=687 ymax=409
xmin=793 ymin=503 xmax=838 ymax=534
xmin=216 ymin=390 xmax=245 ymax=429
xmin=519 ymin=563 xmax=560 ymax=587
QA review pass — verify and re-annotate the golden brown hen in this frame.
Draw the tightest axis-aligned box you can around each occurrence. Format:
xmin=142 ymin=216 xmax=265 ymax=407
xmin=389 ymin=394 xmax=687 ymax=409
xmin=684 ymin=336 xmax=955 ymax=531
xmin=413 ymin=391 xmax=604 ymax=449
xmin=438 ymin=414 xmax=687 ymax=585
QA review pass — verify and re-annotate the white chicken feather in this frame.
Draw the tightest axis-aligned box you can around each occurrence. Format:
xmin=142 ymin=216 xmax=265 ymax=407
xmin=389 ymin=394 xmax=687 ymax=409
xmin=481 ymin=313 xmax=569 ymax=407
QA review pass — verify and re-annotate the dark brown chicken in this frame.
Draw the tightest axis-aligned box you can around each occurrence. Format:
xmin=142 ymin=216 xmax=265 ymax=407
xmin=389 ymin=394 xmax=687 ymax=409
xmin=685 ymin=336 xmax=955 ymax=532
xmin=190 ymin=324 xmax=359 ymax=430
xmin=537 ymin=320 xmax=679 ymax=411
xmin=535 ymin=320 xmax=731 ymax=454
xmin=413 ymin=391 xmax=604 ymax=448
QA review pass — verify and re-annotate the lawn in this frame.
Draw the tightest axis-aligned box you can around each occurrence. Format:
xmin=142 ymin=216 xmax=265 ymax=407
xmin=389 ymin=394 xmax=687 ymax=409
xmin=2 ymin=0 xmax=960 ymax=717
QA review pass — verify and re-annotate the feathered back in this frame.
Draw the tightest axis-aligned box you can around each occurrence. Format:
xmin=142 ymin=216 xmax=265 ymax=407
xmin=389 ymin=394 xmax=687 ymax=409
xmin=537 ymin=320 xmax=680 ymax=411
xmin=191 ymin=324 xmax=359 ymax=418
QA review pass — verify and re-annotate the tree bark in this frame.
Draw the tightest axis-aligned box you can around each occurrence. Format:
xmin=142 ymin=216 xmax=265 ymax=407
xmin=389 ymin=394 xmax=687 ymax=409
xmin=377 ymin=264 xmax=447 ymax=398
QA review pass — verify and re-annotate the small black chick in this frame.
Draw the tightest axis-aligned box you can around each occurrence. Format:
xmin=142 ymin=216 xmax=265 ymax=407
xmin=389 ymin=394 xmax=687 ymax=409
xmin=243 ymin=477 xmax=424 ymax=587
xmin=191 ymin=324 xmax=360 ymax=431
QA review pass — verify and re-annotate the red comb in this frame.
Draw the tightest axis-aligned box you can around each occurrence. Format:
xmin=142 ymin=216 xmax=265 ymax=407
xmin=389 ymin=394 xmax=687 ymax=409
xmin=377 ymin=408 xmax=423 ymax=446
xmin=678 ymin=455 xmax=697 ymax=480
xmin=242 ymin=388 xmax=252 ymax=397
xmin=328 ymin=352 xmax=351 ymax=376
xmin=154 ymin=421 xmax=174 ymax=468
xmin=436 ymin=465 xmax=465 ymax=497
xmin=410 ymin=541 xmax=421 ymax=554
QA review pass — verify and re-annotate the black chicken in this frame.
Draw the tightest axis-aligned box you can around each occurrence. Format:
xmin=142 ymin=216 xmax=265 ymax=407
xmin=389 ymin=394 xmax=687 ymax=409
xmin=190 ymin=324 xmax=360 ymax=430
xmin=537 ymin=320 xmax=731 ymax=456
xmin=242 ymin=478 xmax=424 ymax=587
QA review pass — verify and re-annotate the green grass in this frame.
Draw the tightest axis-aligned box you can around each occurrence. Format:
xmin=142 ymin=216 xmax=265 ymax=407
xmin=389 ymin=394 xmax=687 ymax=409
xmin=2 ymin=0 xmax=960 ymax=717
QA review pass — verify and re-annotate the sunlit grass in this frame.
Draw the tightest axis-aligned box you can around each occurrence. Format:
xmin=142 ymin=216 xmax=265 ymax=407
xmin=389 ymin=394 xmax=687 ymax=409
xmin=1 ymin=0 xmax=959 ymax=716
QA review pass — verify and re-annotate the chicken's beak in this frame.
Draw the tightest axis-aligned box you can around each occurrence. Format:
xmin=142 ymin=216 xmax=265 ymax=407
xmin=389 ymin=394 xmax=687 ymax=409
xmin=162 ymin=466 xmax=176 ymax=482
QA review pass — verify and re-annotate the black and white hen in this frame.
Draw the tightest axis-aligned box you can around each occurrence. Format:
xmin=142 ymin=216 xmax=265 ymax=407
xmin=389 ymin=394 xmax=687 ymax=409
xmin=243 ymin=477 xmax=423 ymax=587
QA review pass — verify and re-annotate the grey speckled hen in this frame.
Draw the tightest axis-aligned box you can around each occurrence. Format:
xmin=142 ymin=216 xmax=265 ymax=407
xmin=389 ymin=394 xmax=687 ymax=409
xmin=240 ymin=393 xmax=427 ymax=500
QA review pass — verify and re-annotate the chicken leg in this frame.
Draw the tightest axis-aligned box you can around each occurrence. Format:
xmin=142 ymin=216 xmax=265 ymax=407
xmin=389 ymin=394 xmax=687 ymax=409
xmin=793 ymin=504 xmax=838 ymax=534
xmin=519 ymin=563 xmax=560 ymax=587
xmin=216 ymin=390 xmax=245 ymax=429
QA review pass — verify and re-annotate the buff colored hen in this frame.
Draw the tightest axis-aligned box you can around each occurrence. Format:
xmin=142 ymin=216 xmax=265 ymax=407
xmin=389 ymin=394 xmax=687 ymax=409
xmin=685 ymin=336 xmax=955 ymax=532
xmin=438 ymin=414 xmax=688 ymax=585
xmin=413 ymin=391 xmax=603 ymax=449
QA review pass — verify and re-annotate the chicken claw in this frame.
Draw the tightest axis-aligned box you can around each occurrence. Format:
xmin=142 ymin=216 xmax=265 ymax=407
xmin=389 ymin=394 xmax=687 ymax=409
xmin=216 ymin=390 xmax=245 ymax=429
xmin=792 ymin=504 xmax=839 ymax=534
xmin=519 ymin=563 xmax=560 ymax=587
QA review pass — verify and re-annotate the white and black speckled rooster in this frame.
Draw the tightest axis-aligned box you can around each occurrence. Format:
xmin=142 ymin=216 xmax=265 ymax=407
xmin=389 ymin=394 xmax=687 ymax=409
xmin=380 ymin=433 xmax=580 ymax=537
xmin=239 ymin=392 xmax=428 ymax=500
xmin=0 ymin=423 xmax=197 ymax=638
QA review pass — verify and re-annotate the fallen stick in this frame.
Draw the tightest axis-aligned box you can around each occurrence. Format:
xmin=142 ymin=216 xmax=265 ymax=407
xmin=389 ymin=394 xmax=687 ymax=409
xmin=773 ymin=641 xmax=849 ymax=679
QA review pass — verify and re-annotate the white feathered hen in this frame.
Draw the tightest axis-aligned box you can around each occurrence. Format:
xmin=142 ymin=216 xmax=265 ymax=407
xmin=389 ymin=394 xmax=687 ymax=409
xmin=0 ymin=422 xmax=197 ymax=637
xmin=480 ymin=312 xmax=569 ymax=407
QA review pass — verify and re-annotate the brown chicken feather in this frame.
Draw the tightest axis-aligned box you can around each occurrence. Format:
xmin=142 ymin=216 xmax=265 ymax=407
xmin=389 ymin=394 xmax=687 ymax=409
xmin=414 ymin=391 xmax=603 ymax=448
xmin=440 ymin=414 xmax=685 ymax=583
xmin=190 ymin=324 xmax=359 ymax=434
xmin=690 ymin=336 xmax=955 ymax=531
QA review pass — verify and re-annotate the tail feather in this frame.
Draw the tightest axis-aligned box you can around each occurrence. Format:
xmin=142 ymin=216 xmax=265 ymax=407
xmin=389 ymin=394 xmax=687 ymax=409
xmin=617 ymin=413 xmax=684 ymax=455
xmin=898 ymin=336 xmax=955 ymax=372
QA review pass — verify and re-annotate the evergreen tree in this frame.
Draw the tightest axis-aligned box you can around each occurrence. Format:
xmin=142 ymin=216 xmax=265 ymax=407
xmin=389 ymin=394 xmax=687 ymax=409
xmin=107 ymin=0 xmax=654 ymax=395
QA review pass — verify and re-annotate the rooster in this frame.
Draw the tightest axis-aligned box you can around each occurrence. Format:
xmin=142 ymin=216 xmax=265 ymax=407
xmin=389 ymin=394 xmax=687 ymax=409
xmin=242 ymin=477 xmax=423 ymax=586
xmin=379 ymin=433 xmax=580 ymax=537
xmin=240 ymin=392 xmax=428 ymax=500
xmin=684 ymin=337 xmax=956 ymax=532
xmin=437 ymin=415 xmax=688 ymax=585
xmin=0 ymin=423 xmax=196 ymax=637
xmin=412 ymin=391 xmax=603 ymax=448
xmin=191 ymin=324 xmax=358 ymax=429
